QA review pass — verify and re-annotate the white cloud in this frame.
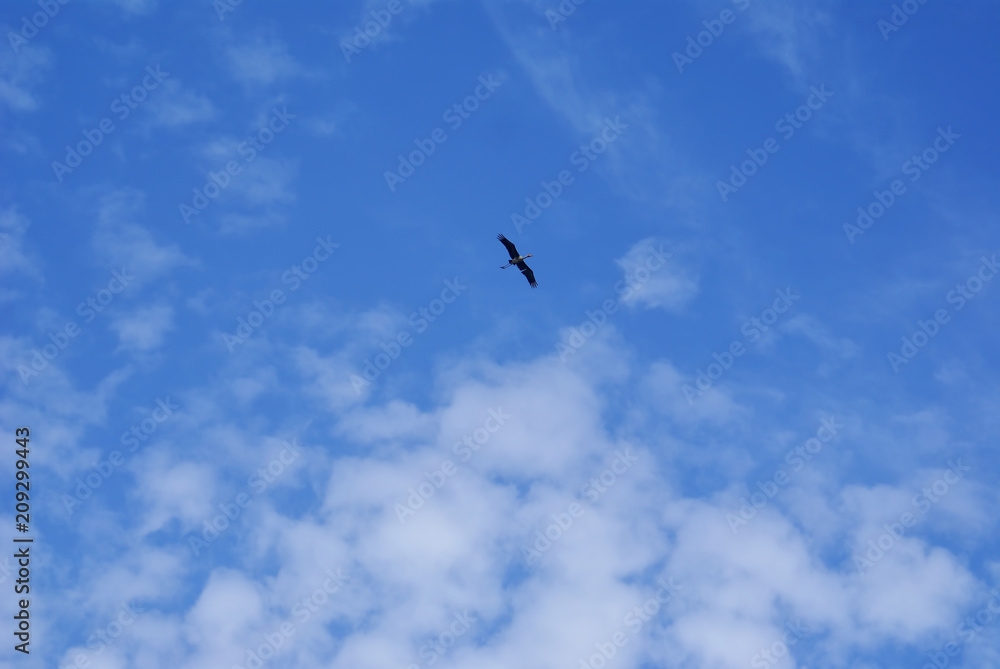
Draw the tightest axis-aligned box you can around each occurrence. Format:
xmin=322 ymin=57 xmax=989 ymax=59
xmin=0 ymin=206 xmax=42 ymax=281
xmin=616 ymin=237 xmax=699 ymax=312
xmin=226 ymin=157 xmax=297 ymax=207
xmin=191 ymin=135 xmax=297 ymax=233
xmin=92 ymin=189 xmax=195 ymax=284
xmin=225 ymin=37 xmax=304 ymax=86
xmin=336 ymin=400 xmax=436 ymax=443
xmin=683 ymin=0 xmax=835 ymax=79
xmin=483 ymin=3 xmax=692 ymax=211
xmin=781 ymin=313 xmax=861 ymax=376
xmin=0 ymin=335 xmax=132 ymax=477
xmin=111 ymin=304 xmax=175 ymax=351
xmin=134 ymin=454 xmax=216 ymax=536
xmin=63 ymin=325 xmax=984 ymax=669
xmin=0 ymin=45 xmax=50 ymax=112
xmin=641 ymin=359 xmax=749 ymax=425
xmin=145 ymin=79 xmax=215 ymax=128
xmin=782 ymin=314 xmax=860 ymax=359
xmin=739 ymin=2 xmax=835 ymax=78
xmin=851 ymin=542 xmax=976 ymax=642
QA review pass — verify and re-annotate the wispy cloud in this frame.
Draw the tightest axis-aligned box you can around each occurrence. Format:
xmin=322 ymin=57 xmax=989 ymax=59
xmin=0 ymin=45 xmax=51 ymax=112
xmin=111 ymin=304 xmax=175 ymax=351
xmin=224 ymin=36 xmax=304 ymax=86
xmin=145 ymin=79 xmax=215 ymax=128
xmin=92 ymin=189 xmax=195 ymax=283
xmin=0 ymin=207 xmax=42 ymax=281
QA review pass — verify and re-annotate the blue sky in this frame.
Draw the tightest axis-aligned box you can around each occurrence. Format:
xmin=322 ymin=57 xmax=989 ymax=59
xmin=2 ymin=0 xmax=999 ymax=667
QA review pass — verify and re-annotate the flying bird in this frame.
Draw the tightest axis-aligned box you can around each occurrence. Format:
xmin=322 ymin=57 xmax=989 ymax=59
xmin=497 ymin=234 xmax=537 ymax=288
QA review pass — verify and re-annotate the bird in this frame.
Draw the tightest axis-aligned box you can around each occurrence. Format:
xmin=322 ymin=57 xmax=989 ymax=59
xmin=497 ymin=234 xmax=537 ymax=288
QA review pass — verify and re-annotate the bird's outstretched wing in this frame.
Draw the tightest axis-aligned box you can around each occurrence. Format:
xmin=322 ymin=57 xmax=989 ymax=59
xmin=516 ymin=261 xmax=537 ymax=288
xmin=497 ymin=233 xmax=519 ymax=260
